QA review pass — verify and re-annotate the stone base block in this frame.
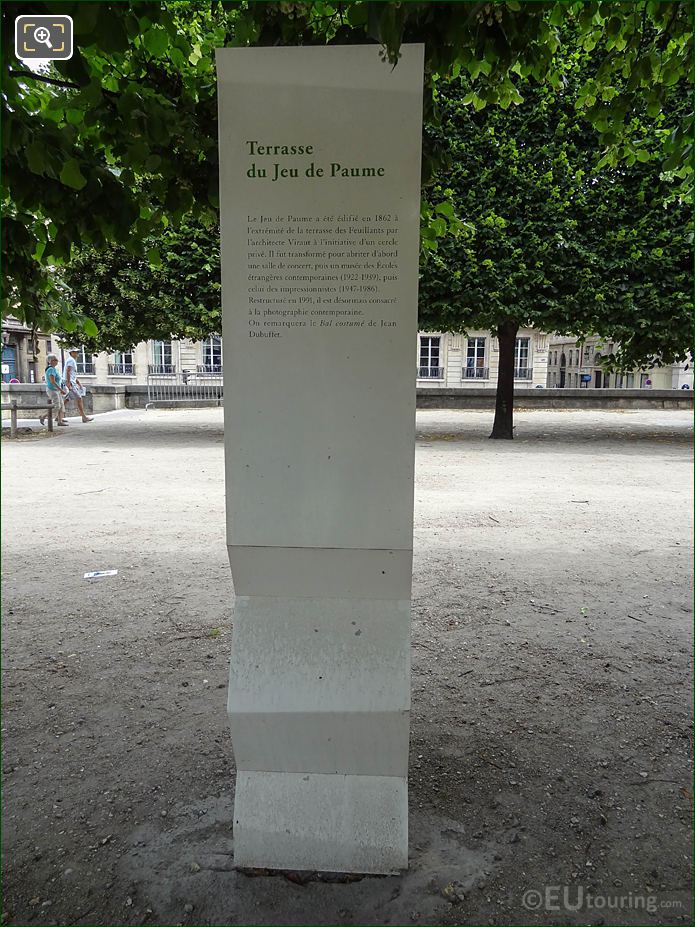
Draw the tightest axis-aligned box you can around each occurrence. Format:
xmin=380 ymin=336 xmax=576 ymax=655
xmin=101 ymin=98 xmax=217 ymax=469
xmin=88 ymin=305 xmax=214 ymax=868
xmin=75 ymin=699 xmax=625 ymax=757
xmin=227 ymin=593 xmax=411 ymax=873
xmin=233 ymin=770 xmax=407 ymax=874
xmin=228 ymin=595 xmax=411 ymax=715
xmin=229 ymin=710 xmax=409 ymax=776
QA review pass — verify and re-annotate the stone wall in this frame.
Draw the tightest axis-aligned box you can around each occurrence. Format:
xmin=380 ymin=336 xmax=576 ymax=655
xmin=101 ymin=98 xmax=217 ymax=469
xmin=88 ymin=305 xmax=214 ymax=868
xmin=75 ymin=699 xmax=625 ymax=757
xmin=416 ymin=388 xmax=694 ymax=410
xmin=4 ymin=382 xmax=693 ymax=416
xmin=1 ymin=383 xmax=126 ymax=417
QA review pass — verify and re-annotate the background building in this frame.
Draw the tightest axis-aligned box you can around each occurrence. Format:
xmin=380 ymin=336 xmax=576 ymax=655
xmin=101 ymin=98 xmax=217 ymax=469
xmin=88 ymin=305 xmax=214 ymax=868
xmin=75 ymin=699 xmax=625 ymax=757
xmin=2 ymin=324 xmax=549 ymax=389
xmin=1 ymin=327 xmax=223 ymax=387
xmin=416 ymin=328 xmax=548 ymax=389
xmin=67 ymin=335 xmax=223 ymax=386
xmin=3 ymin=320 xmax=691 ymax=390
xmin=546 ymin=335 xmax=692 ymax=389
xmin=1 ymin=317 xmax=52 ymax=384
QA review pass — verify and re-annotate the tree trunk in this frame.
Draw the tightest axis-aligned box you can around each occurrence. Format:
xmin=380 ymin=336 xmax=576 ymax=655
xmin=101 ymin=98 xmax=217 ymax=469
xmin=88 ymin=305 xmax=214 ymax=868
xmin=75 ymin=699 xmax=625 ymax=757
xmin=490 ymin=320 xmax=519 ymax=440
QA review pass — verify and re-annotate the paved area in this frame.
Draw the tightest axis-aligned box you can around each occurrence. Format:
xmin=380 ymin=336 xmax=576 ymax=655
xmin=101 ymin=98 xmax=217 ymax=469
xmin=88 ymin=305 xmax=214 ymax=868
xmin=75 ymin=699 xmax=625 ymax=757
xmin=2 ymin=408 xmax=693 ymax=925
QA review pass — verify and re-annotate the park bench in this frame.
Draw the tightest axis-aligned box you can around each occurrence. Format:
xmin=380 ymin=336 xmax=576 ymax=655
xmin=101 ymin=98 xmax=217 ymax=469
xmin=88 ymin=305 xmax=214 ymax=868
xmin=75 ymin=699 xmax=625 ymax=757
xmin=1 ymin=399 xmax=55 ymax=437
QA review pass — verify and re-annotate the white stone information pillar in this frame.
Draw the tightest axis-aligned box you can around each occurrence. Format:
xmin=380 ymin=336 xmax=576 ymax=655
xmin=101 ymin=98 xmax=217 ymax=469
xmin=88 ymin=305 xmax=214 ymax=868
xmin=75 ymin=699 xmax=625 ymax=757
xmin=216 ymin=45 xmax=424 ymax=874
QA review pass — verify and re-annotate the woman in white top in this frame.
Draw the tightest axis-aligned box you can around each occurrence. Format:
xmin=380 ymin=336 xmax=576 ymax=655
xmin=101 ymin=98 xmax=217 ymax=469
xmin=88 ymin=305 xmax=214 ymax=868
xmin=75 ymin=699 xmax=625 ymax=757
xmin=63 ymin=348 xmax=93 ymax=423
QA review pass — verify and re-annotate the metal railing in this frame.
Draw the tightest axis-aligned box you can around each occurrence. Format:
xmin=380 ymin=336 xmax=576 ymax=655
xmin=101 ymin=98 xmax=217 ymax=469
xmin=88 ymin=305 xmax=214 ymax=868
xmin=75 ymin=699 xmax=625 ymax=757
xmin=514 ymin=367 xmax=533 ymax=380
xmin=148 ymin=363 xmax=176 ymax=375
xmin=463 ymin=366 xmax=489 ymax=380
xmin=77 ymin=362 xmax=95 ymax=375
xmin=197 ymin=364 xmax=223 ymax=374
xmin=146 ymin=370 xmax=223 ymax=409
xmin=108 ymin=363 xmax=136 ymax=375
xmin=417 ymin=366 xmax=444 ymax=379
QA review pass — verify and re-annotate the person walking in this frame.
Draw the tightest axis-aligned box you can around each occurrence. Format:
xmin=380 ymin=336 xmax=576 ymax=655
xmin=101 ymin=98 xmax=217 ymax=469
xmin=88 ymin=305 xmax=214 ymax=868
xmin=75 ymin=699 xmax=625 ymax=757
xmin=40 ymin=353 xmax=68 ymax=426
xmin=63 ymin=348 xmax=93 ymax=423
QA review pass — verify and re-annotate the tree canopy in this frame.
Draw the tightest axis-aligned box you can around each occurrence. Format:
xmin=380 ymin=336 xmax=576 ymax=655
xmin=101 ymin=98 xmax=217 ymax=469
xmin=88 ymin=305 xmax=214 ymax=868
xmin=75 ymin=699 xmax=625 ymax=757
xmin=2 ymin=1 xmax=692 ymax=334
xmin=61 ymin=217 xmax=221 ymax=351
xmin=421 ymin=76 xmax=692 ymax=368
xmin=419 ymin=61 xmax=692 ymax=436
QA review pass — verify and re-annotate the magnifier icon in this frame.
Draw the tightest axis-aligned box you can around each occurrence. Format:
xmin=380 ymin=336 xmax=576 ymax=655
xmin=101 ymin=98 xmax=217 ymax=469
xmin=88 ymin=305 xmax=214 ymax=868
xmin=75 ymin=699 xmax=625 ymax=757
xmin=33 ymin=25 xmax=53 ymax=49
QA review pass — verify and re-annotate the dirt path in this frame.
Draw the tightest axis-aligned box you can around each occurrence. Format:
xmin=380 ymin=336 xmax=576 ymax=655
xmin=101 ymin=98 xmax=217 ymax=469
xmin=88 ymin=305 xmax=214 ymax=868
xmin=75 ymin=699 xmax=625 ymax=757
xmin=2 ymin=408 xmax=692 ymax=925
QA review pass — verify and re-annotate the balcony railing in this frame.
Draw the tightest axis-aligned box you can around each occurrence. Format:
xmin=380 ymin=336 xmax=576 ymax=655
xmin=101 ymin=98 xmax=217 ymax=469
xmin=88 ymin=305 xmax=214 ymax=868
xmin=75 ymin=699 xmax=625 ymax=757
xmin=108 ymin=363 xmax=135 ymax=375
xmin=76 ymin=362 xmax=95 ymax=375
xmin=417 ymin=366 xmax=444 ymax=379
xmin=514 ymin=367 xmax=533 ymax=380
xmin=463 ymin=366 xmax=489 ymax=380
xmin=197 ymin=364 xmax=223 ymax=374
xmin=148 ymin=363 xmax=176 ymax=375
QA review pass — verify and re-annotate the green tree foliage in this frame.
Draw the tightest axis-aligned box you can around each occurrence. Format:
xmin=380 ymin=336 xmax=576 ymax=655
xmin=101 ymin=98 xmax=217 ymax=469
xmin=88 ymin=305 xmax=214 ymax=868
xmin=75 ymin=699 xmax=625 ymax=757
xmin=3 ymin=0 xmax=224 ymax=331
xmin=59 ymin=218 xmax=221 ymax=351
xmin=244 ymin=1 xmax=692 ymax=191
xmin=420 ymin=71 xmax=692 ymax=437
xmin=2 ymin=2 xmax=692 ymax=334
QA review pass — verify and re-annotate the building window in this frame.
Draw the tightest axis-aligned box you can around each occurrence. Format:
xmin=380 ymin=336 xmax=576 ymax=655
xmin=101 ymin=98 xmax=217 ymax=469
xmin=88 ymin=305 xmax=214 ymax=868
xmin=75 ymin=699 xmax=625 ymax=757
xmin=568 ymin=350 xmax=573 ymax=366
xmin=75 ymin=346 xmax=95 ymax=375
xmin=464 ymin=337 xmax=488 ymax=379
xmin=151 ymin=340 xmax=174 ymax=374
xmin=514 ymin=338 xmax=532 ymax=379
xmin=201 ymin=335 xmax=222 ymax=373
xmin=418 ymin=336 xmax=443 ymax=379
xmin=109 ymin=350 xmax=135 ymax=376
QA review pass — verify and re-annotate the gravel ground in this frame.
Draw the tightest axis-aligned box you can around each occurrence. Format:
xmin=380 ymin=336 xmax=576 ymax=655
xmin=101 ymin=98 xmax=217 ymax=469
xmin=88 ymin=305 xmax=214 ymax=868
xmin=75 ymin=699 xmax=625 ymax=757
xmin=1 ymin=407 xmax=692 ymax=926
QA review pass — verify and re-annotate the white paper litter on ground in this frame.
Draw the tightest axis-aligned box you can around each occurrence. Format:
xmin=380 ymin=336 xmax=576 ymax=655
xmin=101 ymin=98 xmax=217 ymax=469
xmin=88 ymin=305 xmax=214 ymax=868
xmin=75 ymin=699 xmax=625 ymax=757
xmin=83 ymin=570 xmax=119 ymax=580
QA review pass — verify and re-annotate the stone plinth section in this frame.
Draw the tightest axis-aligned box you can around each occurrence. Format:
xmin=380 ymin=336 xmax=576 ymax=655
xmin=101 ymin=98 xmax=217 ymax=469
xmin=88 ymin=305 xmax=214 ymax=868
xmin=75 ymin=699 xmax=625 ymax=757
xmin=216 ymin=45 xmax=424 ymax=873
